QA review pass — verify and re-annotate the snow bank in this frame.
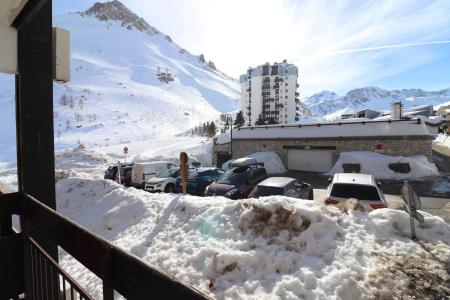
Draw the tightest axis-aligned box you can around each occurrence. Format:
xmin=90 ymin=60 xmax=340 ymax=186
xmin=57 ymin=177 xmax=450 ymax=299
xmin=222 ymin=151 xmax=286 ymax=174
xmin=328 ymin=151 xmax=439 ymax=180
xmin=435 ymin=133 xmax=450 ymax=148
xmin=215 ymin=132 xmax=231 ymax=145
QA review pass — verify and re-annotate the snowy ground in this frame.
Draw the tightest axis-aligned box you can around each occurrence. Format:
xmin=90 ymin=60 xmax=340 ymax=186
xmin=435 ymin=133 xmax=450 ymax=149
xmin=56 ymin=177 xmax=450 ymax=299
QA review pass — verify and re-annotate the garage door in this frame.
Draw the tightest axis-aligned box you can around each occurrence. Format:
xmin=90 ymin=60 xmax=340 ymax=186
xmin=287 ymin=149 xmax=334 ymax=172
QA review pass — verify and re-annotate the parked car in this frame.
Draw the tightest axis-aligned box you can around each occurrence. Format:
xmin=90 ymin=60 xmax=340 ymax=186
xmin=324 ymin=173 xmax=388 ymax=211
xmin=248 ymin=177 xmax=313 ymax=200
xmin=205 ymin=157 xmax=268 ymax=199
xmin=131 ymin=161 xmax=178 ymax=188
xmin=144 ymin=168 xmax=180 ymax=193
xmin=176 ymin=168 xmax=225 ymax=195
xmin=104 ymin=163 xmax=133 ymax=180
xmin=116 ymin=165 xmax=133 ymax=186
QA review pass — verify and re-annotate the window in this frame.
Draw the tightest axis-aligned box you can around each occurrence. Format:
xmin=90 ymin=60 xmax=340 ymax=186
xmin=285 ymin=114 xmax=288 ymax=118
xmin=275 ymin=89 xmax=279 ymax=94
xmin=275 ymin=95 xmax=279 ymax=100
xmin=285 ymin=96 xmax=288 ymax=99
xmin=285 ymin=83 xmax=288 ymax=86
xmin=285 ymin=89 xmax=288 ymax=93
xmin=330 ymin=184 xmax=381 ymax=201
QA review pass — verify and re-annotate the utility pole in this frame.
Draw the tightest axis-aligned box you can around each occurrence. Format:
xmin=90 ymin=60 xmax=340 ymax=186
xmin=221 ymin=114 xmax=233 ymax=159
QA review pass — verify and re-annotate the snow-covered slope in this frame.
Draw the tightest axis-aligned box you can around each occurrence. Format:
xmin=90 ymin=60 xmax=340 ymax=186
xmin=303 ymin=86 xmax=450 ymax=118
xmin=0 ymin=0 xmax=239 ymax=162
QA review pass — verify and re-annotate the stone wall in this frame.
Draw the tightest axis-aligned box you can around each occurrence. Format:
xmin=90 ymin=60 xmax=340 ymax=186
xmin=212 ymin=143 xmax=232 ymax=166
xmin=223 ymin=136 xmax=433 ymax=169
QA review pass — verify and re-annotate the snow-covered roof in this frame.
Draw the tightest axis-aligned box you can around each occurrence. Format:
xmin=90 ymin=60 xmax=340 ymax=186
xmin=234 ymin=119 xmax=430 ymax=140
xmin=258 ymin=177 xmax=295 ymax=188
xmin=332 ymin=173 xmax=375 ymax=186
xmin=215 ymin=132 xmax=231 ymax=145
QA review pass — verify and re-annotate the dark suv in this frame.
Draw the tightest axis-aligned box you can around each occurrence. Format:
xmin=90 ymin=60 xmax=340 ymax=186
xmin=104 ymin=163 xmax=133 ymax=181
xmin=175 ymin=168 xmax=224 ymax=195
xmin=205 ymin=158 xmax=268 ymax=199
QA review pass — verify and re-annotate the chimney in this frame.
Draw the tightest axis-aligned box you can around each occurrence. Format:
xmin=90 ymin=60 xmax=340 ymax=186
xmin=391 ymin=102 xmax=402 ymax=120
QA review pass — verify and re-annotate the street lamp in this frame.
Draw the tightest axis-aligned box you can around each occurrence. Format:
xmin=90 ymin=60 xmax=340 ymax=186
xmin=221 ymin=113 xmax=233 ymax=159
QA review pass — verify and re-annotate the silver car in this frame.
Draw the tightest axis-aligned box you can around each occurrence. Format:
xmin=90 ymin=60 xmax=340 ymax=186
xmin=248 ymin=177 xmax=313 ymax=200
xmin=325 ymin=173 xmax=388 ymax=211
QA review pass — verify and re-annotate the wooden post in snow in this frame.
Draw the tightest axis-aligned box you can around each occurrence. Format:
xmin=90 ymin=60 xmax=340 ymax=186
xmin=180 ymin=152 xmax=189 ymax=195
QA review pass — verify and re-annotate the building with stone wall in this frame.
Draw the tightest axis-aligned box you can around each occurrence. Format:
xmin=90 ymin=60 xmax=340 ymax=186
xmin=213 ymin=118 xmax=433 ymax=172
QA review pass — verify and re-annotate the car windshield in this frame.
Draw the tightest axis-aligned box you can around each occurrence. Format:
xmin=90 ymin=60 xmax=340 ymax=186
xmin=119 ymin=167 xmax=132 ymax=175
xmin=252 ymin=186 xmax=284 ymax=197
xmin=330 ymin=183 xmax=380 ymax=201
xmin=157 ymin=168 xmax=179 ymax=178
xmin=216 ymin=167 xmax=251 ymax=185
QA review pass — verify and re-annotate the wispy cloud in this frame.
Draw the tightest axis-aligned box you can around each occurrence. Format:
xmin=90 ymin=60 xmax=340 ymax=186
xmin=124 ymin=0 xmax=450 ymax=96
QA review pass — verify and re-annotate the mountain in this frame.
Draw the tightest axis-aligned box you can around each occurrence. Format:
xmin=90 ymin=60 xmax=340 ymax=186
xmin=303 ymin=86 xmax=450 ymax=118
xmin=0 ymin=0 xmax=240 ymax=162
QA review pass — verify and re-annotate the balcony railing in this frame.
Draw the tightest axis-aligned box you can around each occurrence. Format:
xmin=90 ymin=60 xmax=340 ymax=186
xmin=0 ymin=192 xmax=211 ymax=300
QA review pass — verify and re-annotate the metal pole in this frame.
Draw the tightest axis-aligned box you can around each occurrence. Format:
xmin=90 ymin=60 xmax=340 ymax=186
xmin=117 ymin=161 xmax=121 ymax=185
xmin=407 ymin=184 xmax=417 ymax=240
xmin=230 ymin=115 xmax=233 ymax=159
xmin=409 ymin=215 xmax=416 ymax=240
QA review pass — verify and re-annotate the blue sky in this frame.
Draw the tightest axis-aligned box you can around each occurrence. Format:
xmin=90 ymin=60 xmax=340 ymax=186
xmin=54 ymin=0 xmax=450 ymax=96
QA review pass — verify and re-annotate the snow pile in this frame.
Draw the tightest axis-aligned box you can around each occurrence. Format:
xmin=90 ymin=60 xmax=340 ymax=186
xmin=215 ymin=132 xmax=231 ymax=145
xmin=328 ymin=151 xmax=439 ymax=179
xmin=57 ymin=177 xmax=450 ymax=299
xmin=435 ymin=133 xmax=450 ymax=148
xmin=222 ymin=151 xmax=287 ymax=174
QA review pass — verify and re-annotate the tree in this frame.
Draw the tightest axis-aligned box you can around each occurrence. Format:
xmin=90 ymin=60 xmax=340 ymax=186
xmin=59 ymin=94 xmax=68 ymax=106
xmin=207 ymin=122 xmax=217 ymax=138
xmin=208 ymin=60 xmax=216 ymax=70
xmin=68 ymin=96 xmax=74 ymax=108
xmin=199 ymin=54 xmax=205 ymax=63
xmin=255 ymin=114 xmax=264 ymax=125
xmin=79 ymin=97 xmax=84 ymax=109
xmin=233 ymin=111 xmax=245 ymax=128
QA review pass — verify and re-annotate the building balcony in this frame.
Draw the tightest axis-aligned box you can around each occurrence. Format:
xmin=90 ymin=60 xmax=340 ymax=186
xmin=263 ymin=77 xmax=271 ymax=83
xmin=262 ymin=91 xmax=270 ymax=96
xmin=246 ymin=87 xmax=251 ymax=92
xmin=274 ymin=77 xmax=283 ymax=82
xmin=273 ymin=83 xmax=279 ymax=89
xmin=296 ymin=83 xmax=299 ymax=88
xmin=295 ymin=92 xmax=300 ymax=97
xmin=262 ymin=83 xmax=271 ymax=89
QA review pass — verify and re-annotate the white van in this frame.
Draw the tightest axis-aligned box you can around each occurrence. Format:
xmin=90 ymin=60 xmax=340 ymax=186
xmin=131 ymin=161 xmax=178 ymax=188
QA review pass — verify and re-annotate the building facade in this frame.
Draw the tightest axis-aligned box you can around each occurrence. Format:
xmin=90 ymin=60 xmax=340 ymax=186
xmin=213 ymin=119 xmax=433 ymax=171
xmin=239 ymin=60 xmax=299 ymax=126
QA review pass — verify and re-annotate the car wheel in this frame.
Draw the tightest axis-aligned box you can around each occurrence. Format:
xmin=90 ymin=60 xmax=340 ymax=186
xmin=165 ymin=184 xmax=175 ymax=193
xmin=308 ymin=190 xmax=314 ymax=200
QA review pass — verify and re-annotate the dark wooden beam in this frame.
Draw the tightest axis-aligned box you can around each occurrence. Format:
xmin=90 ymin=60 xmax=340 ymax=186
xmin=14 ymin=0 xmax=55 ymax=210
xmin=13 ymin=2 xmax=58 ymax=297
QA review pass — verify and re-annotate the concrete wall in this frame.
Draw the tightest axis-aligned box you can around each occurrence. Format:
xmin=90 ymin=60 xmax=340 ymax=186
xmin=215 ymin=135 xmax=433 ymax=169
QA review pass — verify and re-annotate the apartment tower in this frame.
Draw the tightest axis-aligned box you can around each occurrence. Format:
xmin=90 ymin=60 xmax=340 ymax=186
xmin=239 ymin=60 xmax=299 ymax=126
